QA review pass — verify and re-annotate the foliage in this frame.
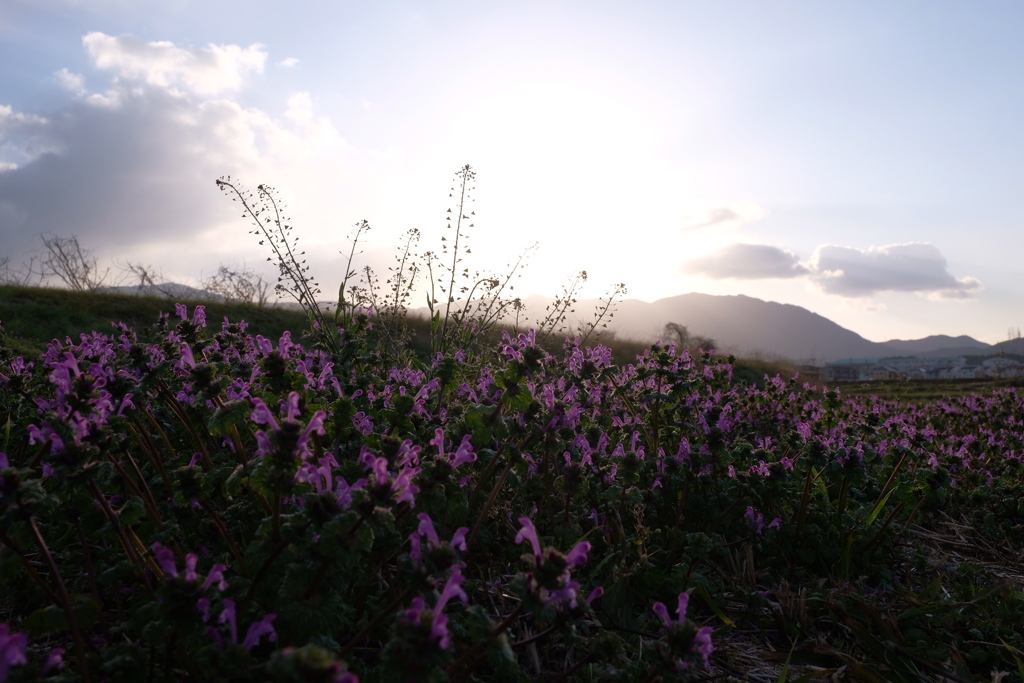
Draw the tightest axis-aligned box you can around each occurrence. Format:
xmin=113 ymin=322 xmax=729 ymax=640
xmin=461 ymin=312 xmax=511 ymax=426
xmin=2 ymin=302 xmax=1024 ymax=680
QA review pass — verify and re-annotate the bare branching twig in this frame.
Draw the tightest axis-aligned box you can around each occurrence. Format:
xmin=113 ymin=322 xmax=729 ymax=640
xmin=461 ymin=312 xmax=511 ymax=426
xmin=37 ymin=234 xmax=110 ymax=291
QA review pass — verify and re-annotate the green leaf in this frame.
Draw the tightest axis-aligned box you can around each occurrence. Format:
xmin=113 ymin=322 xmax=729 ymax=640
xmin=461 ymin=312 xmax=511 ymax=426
xmin=693 ymin=585 xmax=735 ymax=628
xmin=208 ymin=399 xmax=250 ymax=436
xmin=119 ymin=496 xmax=146 ymax=526
xmin=863 ymin=487 xmax=895 ymax=528
xmin=224 ymin=463 xmax=249 ymax=497
xmin=26 ymin=604 xmax=68 ymax=635
xmin=26 ymin=595 xmax=99 ymax=636
xmin=999 ymin=637 xmax=1024 ymax=681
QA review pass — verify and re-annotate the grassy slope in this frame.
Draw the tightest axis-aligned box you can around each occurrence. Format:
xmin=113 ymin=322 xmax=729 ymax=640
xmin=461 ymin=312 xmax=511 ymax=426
xmin=0 ymin=285 xmax=662 ymax=367
xmin=0 ymin=284 xmax=312 ymax=357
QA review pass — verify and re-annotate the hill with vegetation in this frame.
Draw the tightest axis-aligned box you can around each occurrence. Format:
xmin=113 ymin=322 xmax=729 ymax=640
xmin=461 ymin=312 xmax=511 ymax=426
xmin=0 ymin=284 xmax=311 ymax=359
xmin=0 ymin=284 xmax=795 ymax=388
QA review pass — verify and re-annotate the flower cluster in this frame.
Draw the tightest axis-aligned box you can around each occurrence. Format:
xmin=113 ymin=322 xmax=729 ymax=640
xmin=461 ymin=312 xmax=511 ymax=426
xmin=651 ymin=592 xmax=714 ymax=671
xmin=514 ymin=516 xmax=594 ymax=612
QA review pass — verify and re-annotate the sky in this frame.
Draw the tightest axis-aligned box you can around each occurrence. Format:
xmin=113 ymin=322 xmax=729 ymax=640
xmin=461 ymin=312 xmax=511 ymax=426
xmin=1 ymin=0 xmax=1023 ymax=344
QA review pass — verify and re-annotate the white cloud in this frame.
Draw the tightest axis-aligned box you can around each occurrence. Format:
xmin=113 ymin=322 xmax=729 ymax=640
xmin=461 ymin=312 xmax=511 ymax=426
xmin=0 ymin=35 xmax=348 ymax=279
xmin=279 ymin=57 xmax=300 ymax=68
xmin=685 ymin=243 xmax=809 ymax=279
xmin=0 ymin=106 xmax=55 ymax=167
xmin=0 ymin=105 xmax=48 ymax=127
xmin=55 ymin=68 xmax=86 ymax=96
xmin=687 ymin=241 xmax=982 ymax=299
xmin=680 ymin=202 xmax=767 ymax=232
xmin=285 ymin=92 xmax=314 ymax=124
xmin=82 ymin=32 xmax=267 ymax=95
xmin=810 ymin=243 xmax=982 ymax=298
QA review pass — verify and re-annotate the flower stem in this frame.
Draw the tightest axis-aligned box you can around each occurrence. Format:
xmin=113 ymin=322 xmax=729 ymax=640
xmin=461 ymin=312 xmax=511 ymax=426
xmin=28 ymin=517 xmax=93 ymax=683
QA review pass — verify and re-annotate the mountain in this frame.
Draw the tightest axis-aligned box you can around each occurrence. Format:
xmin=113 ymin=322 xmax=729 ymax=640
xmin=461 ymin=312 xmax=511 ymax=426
xmin=520 ymin=293 xmax=990 ymax=364
xmin=877 ymin=335 xmax=992 ymax=355
xmin=989 ymin=337 xmax=1024 ymax=356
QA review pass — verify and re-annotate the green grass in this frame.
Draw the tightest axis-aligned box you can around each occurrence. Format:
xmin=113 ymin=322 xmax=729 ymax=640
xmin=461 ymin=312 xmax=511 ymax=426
xmin=0 ymin=284 xmax=311 ymax=357
xmin=837 ymin=376 xmax=1023 ymax=402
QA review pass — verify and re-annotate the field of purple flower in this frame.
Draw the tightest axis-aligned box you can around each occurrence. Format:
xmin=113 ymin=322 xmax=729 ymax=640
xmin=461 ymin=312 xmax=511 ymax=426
xmin=2 ymin=303 xmax=1024 ymax=681
xmin=3 ymin=166 xmax=1024 ymax=681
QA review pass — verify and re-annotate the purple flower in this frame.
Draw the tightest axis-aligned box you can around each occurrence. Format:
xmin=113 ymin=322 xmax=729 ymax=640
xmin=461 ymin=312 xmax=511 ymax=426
xmin=515 ymin=517 xmax=542 ymax=559
xmin=250 ymin=398 xmax=279 ymax=430
xmin=211 ymin=599 xmax=277 ymax=652
xmin=692 ymin=626 xmax=715 ymax=668
xmin=749 ymin=460 xmax=770 ymax=477
xmin=43 ymin=647 xmax=65 ymax=674
xmin=546 ymin=581 xmax=582 ymax=609
xmin=409 ymin=513 xmax=469 ymax=572
xmin=0 ymin=624 xmax=28 ymax=682
xmin=652 ymin=592 xmax=690 ymax=628
xmin=744 ymin=506 xmax=781 ymax=535
xmin=360 ymin=449 xmax=421 ymax=508
xmin=250 ymin=392 xmax=327 ymax=462
xmin=152 ymin=543 xmax=179 ymax=577
xmin=352 ymin=411 xmax=374 ymax=436
xmin=179 ymin=343 xmax=197 ymax=370
xmin=430 ymin=429 xmax=477 ymax=468
xmin=202 ymin=563 xmax=228 ymax=592
xmin=401 ymin=570 xmax=468 ymax=650
xmin=564 ymin=541 xmax=590 ymax=569
xmin=652 ymin=592 xmax=715 ymax=670
xmin=242 ymin=613 xmax=277 ymax=652
xmin=515 ymin=517 xmax=594 ymax=611
xmin=151 ymin=543 xmax=228 ymax=591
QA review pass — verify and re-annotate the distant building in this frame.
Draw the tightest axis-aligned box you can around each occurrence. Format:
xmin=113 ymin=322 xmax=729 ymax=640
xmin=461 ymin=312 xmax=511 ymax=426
xmin=795 ymin=365 xmax=822 ymax=383
xmin=867 ymin=365 xmax=903 ymax=381
xmin=980 ymin=357 xmax=1024 ymax=378
xmin=821 ymin=355 xmax=983 ymax=382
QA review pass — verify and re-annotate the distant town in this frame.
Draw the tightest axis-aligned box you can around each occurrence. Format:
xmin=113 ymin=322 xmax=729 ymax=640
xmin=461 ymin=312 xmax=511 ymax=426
xmin=818 ymin=354 xmax=1024 ymax=382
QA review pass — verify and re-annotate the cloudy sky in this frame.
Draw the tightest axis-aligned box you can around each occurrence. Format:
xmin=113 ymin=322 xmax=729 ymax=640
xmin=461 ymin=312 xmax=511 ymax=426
xmin=2 ymin=0 xmax=1022 ymax=343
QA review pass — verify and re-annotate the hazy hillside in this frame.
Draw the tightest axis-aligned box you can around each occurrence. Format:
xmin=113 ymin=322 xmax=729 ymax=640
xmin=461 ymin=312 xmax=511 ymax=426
xmin=98 ymin=282 xmax=222 ymax=300
xmin=522 ymin=292 xmax=990 ymax=363
xmin=991 ymin=337 xmax=1024 ymax=355
xmin=877 ymin=335 xmax=992 ymax=354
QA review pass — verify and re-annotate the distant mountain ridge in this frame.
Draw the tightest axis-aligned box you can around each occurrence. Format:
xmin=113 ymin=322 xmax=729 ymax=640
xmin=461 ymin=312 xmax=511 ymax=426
xmin=520 ymin=293 xmax=995 ymax=364
xmin=877 ymin=335 xmax=991 ymax=354
xmin=98 ymin=283 xmax=222 ymax=301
